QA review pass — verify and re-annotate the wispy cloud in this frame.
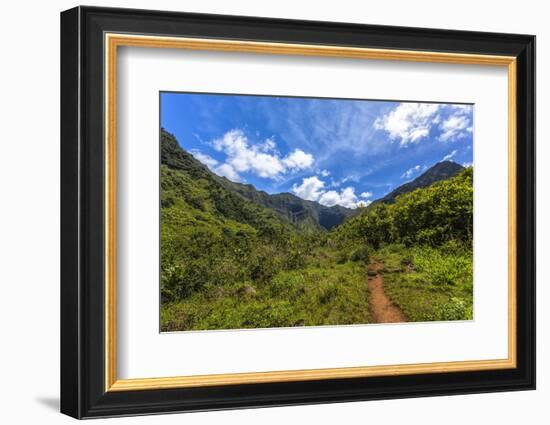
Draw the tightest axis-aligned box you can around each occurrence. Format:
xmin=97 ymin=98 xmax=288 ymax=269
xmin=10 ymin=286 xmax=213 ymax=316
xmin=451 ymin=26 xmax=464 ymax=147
xmin=190 ymin=150 xmax=218 ymax=169
xmin=401 ymin=165 xmax=421 ymax=179
xmin=163 ymin=93 xmax=474 ymax=200
xmin=190 ymin=150 xmax=243 ymax=182
xmin=439 ymin=107 xmax=472 ymax=142
xmin=442 ymin=150 xmax=458 ymax=161
xmin=269 ymin=98 xmax=387 ymax=165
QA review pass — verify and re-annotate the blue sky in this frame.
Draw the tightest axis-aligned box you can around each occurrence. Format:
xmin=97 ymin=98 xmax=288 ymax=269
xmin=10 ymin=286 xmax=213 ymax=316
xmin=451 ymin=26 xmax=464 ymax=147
xmin=161 ymin=92 xmax=473 ymax=209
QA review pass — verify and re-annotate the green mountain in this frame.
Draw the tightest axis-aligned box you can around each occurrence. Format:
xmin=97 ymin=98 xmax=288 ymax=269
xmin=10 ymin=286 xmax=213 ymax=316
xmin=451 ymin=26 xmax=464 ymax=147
xmin=160 ymin=129 xmax=293 ymax=236
xmin=161 ymin=129 xmax=464 ymax=232
xmin=162 ymin=128 xmax=354 ymax=231
xmin=160 ymin=129 xmax=312 ymax=303
xmin=377 ymin=161 xmax=464 ymax=204
xmin=219 ymin=179 xmax=355 ymax=231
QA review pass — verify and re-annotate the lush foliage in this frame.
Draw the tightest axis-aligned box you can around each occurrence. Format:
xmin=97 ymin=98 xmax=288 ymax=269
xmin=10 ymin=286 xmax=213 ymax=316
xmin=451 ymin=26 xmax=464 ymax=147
xmin=333 ymin=168 xmax=473 ymax=248
xmin=160 ymin=129 xmax=474 ymax=330
xmin=160 ymin=130 xmax=371 ymax=330
xmin=329 ymin=169 xmax=474 ymax=322
xmin=374 ymin=243 xmax=473 ymax=322
xmin=162 ymin=256 xmax=371 ymax=331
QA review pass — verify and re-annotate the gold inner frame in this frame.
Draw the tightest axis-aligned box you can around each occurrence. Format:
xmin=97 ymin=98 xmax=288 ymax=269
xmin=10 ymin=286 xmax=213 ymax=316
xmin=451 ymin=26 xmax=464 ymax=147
xmin=104 ymin=33 xmax=517 ymax=392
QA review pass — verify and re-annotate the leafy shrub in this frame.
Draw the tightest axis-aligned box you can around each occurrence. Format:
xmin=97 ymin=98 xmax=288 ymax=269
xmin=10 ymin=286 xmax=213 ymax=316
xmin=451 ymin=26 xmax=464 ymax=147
xmin=284 ymin=247 xmax=307 ymax=270
xmin=350 ymin=245 xmax=370 ymax=263
xmin=430 ymin=297 xmax=472 ymax=321
xmin=336 ymin=250 xmax=348 ymax=264
xmin=267 ymin=272 xmax=305 ymax=297
xmin=333 ymin=168 xmax=473 ymax=250
xmin=249 ymin=245 xmax=282 ymax=284
xmin=318 ymin=283 xmax=340 ymax=304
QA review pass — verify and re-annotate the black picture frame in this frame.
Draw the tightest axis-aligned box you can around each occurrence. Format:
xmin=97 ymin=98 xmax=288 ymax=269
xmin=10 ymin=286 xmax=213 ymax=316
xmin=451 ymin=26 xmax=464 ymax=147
xmin=61 ymin=5 xmax=535 ymax=419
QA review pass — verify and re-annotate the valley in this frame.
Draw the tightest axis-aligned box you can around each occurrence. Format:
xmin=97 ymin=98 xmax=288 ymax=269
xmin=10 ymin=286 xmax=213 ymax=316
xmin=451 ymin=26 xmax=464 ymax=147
xmin=160 ymin=129 xmax=473 ymax=331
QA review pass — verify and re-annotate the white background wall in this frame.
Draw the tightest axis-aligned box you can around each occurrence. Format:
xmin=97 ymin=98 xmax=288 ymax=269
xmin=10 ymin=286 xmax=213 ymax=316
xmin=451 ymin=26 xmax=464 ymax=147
xmin=0 ymin=0 xmax=545 ymax=423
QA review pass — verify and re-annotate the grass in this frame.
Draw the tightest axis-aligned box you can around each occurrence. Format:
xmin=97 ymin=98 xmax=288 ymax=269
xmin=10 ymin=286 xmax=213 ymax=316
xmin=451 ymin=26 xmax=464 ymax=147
xmin=374 ymin=243 xmax=473 ymax=322
xmin=160 ymin=250 xmax=371 ymax=331
xmin=160 ymin=241 xmax=473 ymax=331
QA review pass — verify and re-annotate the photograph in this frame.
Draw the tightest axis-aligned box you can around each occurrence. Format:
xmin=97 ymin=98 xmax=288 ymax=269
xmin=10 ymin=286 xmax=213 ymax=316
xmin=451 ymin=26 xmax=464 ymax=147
xmin=159 ymin=92 xmax=474 ymax=332
xmin=57 ymin=5 xmax=536 ymax=419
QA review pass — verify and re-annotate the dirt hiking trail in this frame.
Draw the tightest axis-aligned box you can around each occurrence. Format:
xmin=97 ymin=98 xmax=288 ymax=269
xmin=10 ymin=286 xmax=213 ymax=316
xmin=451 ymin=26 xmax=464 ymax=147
xmin=367 ymin=262 xmax=407 ymax=323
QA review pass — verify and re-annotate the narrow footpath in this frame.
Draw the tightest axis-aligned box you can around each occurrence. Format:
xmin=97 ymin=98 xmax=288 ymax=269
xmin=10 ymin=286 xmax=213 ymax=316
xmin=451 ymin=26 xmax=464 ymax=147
xmin=367 ymin=262 xmax=407 ymax=323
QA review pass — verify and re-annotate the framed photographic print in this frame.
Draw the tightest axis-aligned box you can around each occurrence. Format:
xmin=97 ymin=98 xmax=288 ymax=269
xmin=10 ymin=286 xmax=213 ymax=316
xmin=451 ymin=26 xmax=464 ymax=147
xmin=60 ymin=6 xmax=535 ymax=419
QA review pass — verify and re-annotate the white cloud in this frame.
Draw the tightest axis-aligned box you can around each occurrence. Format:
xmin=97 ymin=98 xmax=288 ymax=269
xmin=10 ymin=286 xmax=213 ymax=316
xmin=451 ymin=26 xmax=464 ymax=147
xmin=356 ymin=200 xmax=372 ymax=208
xmin=439 ymin=115 xmax=471 ymax=142
xmin=191 ymin=150 xmax=243 ymax=182
xmin=291 ymin=176 xmax=325 ymax=201
xmin=212 ymin=129 xmax=314 ymax=181
xmin=292 ymin=177 xmax=367 ymax=209
xmin=374 ymin=103 xmax=440 ymax=146
xmin=317 ymin=190 xmax=341 ymax=206
xmin=401 ymin=165 xmax=421 ymax=179
xmin=462 ymin=161 xmax=473 ymax=167
xmin=282 ymin=149 xmax=314 ymax=170
xmin=190 ymin=150 xmax=219 ymax=169
xmin=374 ymin=103 xmax=473 ymax=145
xmin=258 ymin=137 xmax=276 ymax=153
xmin=318 ymin=187 xmax=365 ymax=209
xmin=215 ymin=163 xmax=241 ymax=182
xmin=450 ymin=105 xmax=472 ymax=113
xmin=442 ymin=150 xmax=458 ymax=161
xmin=319 ymin=169 xmax=330 ymax=177
xmin=360 ymin=191 xmax=373 ymax=199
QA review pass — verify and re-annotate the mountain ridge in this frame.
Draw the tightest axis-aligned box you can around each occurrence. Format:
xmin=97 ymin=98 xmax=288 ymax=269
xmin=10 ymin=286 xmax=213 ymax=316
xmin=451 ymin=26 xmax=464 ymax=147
xmin=218 ymin=178 xmax=356 ymax=231
xmin=161 ymin=128 xmax=466 ymax=231
xmin=376 ymin=161 xmax=465 ymax=204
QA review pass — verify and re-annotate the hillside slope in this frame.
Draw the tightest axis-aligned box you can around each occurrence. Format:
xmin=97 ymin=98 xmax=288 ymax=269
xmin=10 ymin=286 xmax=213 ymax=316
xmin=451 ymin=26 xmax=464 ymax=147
xmin=220 ymin=179 xmax=354 ymax=231
xmin=160 ymin=129 xmax=308 ymax=302
xmin=163 ymin=127 xmax=355 ymax=231
xmin=160 ymin=128 xmax=292 ymax=235
xmin=160 ymin=129 xmax=372 ymax=330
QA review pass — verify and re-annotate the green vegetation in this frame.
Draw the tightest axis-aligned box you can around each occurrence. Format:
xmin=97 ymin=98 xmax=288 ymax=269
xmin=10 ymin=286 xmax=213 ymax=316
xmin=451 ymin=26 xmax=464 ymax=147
xmin=332 ymin=168 xmax=474 ymax=322
xmin=160 ymin=130 xmax=371 ymax=331
xmin=161 ymin=256 xmax=371 ymax=331
xmin=374 ymin=243 xmax=473 ymax=322
xmin=160 ymin=129 xmax=473 ymax=331
xmin=333 ymin=167 xmax=473 ymax=247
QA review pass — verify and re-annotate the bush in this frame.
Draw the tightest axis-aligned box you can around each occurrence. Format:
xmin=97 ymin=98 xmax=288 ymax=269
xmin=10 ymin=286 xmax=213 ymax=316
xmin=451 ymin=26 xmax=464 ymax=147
xmin=430 ymin=297 xmax=472 ymax=321
xmin=249 ymin=245 xmax=282 ymax=284
xmin=333 ymin=168 xmax=473 ymax=250
xmin=266 ymin=272 xmax=305 ymax=297
xmin=284 ymin=247 xmax=307 ymax=270
xmin=350 ymin=245 xmax=370 ymax=263
xmin=336 ymin=250 xmax=348 ymax=264
xmin=318 ymin=283 xmax=340 ymax=304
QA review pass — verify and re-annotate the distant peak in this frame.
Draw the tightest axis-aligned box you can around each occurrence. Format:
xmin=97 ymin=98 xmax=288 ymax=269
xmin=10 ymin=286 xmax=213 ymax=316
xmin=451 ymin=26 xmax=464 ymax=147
xmin=377 ymin=160 xmax=464 ymax=204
